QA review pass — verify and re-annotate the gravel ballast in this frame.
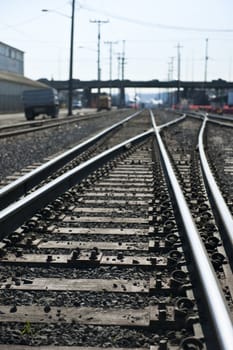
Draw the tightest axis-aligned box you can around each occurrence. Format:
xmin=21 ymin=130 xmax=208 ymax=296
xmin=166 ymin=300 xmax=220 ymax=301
xmin=0 ymin=112 xmax=131 ymax=183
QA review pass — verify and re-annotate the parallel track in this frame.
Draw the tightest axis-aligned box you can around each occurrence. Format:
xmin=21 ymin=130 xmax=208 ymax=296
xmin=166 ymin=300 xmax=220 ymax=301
xmin=0 ymin=110 xmax=132 ymax=138
xmin=0 ymin=110 xmax=143 ymax=208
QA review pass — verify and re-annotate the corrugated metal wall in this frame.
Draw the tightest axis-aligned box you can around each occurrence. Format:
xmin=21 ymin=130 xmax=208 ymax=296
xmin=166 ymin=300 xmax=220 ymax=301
xmin=0 ymin=57 xmax=24 ymax=76
xmin=0 ymin=42 xmax=24 ymax=75
xmin=0 ymin=81 xmax=39 ymax=112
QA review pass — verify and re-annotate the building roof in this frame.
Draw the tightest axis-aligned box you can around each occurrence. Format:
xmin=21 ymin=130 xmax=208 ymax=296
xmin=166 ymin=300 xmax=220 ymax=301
xmin=0 ymin=41 xmax=24 ymax=54
xmin=0 ymin=71 xmax=48 ymax=88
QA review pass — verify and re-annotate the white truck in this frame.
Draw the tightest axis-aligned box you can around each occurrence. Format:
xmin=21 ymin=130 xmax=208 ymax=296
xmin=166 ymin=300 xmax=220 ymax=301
xmin=22 ymin=88 xmax=59 ymax=120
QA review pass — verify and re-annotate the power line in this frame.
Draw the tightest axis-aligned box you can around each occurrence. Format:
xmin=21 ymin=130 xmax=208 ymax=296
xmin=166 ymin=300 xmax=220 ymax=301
xmin=81 ymin=4 xmax=233 ymax=33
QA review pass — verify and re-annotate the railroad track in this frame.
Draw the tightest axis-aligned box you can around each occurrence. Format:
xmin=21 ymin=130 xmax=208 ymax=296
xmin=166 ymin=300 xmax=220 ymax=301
xmin=0 ymin=114 xmax=78 ymax=138
xmin=0 ymin=109 xmax=232 ymax=349
xmin=0 ymin=110 xmax=131 ymax=138
xmin=0 ymin=110 xmax=147 ymax=207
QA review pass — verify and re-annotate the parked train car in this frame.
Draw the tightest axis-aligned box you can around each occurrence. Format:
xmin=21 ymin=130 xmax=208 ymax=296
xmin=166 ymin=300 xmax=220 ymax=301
xmin=97 ymin=94 xmax=112 ymax=111
xmin=188 ymin=104 xmax=233 ymax=115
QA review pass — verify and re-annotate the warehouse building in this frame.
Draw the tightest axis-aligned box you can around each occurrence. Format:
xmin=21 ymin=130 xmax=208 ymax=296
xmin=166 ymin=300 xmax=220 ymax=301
xmin=0 ymin=41 xmax=24 ymax=75
xmin=0 ymin=41 xmax=48 ymax=113
xmin=0 ymin=71 xmax=48 ymax=113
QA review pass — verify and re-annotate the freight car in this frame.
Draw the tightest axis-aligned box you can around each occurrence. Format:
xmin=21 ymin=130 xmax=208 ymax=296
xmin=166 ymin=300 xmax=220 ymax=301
xmin=97 ymin=94 xmax=112 ymax=111
xmin=188 ymin=104 xmax=233 ymax=115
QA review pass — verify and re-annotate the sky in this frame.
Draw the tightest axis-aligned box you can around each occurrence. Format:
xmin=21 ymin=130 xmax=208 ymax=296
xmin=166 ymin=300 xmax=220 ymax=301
xmin=1 ymin=0 xmax=233 ymax=83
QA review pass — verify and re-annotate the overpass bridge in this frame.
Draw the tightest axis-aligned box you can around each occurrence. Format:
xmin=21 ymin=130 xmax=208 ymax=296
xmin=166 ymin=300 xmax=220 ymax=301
xmin=38 ymin=78 xmax=233 ymax=107
xmin=39 ymin=78 xmax=233 ymax=90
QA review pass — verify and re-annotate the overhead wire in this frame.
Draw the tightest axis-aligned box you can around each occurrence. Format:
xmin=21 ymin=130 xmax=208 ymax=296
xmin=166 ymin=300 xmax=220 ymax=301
xmin=80 ymin=4 xmax=233 ymax=33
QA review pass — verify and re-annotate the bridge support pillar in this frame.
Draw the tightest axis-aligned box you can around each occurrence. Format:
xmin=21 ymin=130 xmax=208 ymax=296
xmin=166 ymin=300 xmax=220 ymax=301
xmin=183 ymin=87 xmax=188 ymax=99
xmin=83 ymin=88 xmax=92 ymax=108
xmin=119 ymin=86 xmax=125 ymax=108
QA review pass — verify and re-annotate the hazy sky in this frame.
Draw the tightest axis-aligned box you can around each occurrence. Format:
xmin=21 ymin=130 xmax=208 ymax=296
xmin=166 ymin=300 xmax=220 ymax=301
xmin=1 ymin=0 xmax=233 ymax=82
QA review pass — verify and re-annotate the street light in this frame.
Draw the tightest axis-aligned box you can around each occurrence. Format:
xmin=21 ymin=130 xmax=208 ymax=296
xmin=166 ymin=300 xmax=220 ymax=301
xmin=41 ymin=8 xmax=70 ymax=18
xmin=42 ymin=1 xmax=76 ymax=116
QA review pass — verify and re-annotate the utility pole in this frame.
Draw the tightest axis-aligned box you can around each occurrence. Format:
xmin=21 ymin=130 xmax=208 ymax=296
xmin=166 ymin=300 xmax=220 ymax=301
xmin=167 ymin=57 xmax=174 ymax=82
xmin=119 ymin=40 xmax=126 ymax=108
xmin=229 ymin=56 xmax=232 ymax=81
xmin=104 ymin=41 xmax=118 ymax=97
xmin=204 ymin=38 xmax=209 ymax=83
xmin=167 ymin=61 xmax=171 ymax=106
xmin=121 ymin=40 xmax=126 ymax=80
xmin=169 ymin=56 xmax=174 ymax=106
xmin=68 ymin=0 xmax=75 ymax=116
xmin=90 ymin=19 xmax=109 ymax=87
xmin=167 ymin=57 xmax=174 ymax=105
xmin=175 ymin=43 xmax=183 ymax=105
xmin=117 ymin=53 xmax=121 ymax=79
xmin=169 ymin=56 xmax=174 ymax=80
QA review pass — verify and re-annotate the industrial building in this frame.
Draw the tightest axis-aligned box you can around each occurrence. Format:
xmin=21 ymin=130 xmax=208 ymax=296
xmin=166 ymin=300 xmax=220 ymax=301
xmin=0 ymin=41 xmax=47 ymax=113
xmin=0 ymin=41 xmax=24 ymax=75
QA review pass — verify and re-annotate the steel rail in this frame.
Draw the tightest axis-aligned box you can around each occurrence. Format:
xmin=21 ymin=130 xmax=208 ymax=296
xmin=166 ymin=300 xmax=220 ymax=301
xmin=0 ymin=119 xmax=77 ymax=138
xmin=0 ymin=110 xmax=142 ymax=210
xmin=199 ymin=117 xmax=233 ymax=256
xmin=0 ymin=111 xmax=108 ymax=132
xmin=0 ymin=116 xmax=80 ymax=137
xmin=186 ymin=111 xmax=206 ymax=119
xmin=0 ymin=128 xmax=153 ymax=236
xmin=206 ymin=116 xmax=233 ymax=128
xmin=158 ymin=114 xmax=186 ymax=130
xmin=0 ymin=119 xmax=50 ymax=131
xmin=0 ymin=114 xmax=78 ymax=131
xmin=208 ymin=113 xmax=233 ymax=123
xmin=150 ymin=110 xmax=233 ymax=350
xmin=0 ymin=111 xmax=105 ymax=132
xmin=0 ymin=110 xmax=130 ymax=138
xmin=158 ymin=112 xmax=206 ymax=131
xmin=0 ymin=111 xmax=117 ymax=138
